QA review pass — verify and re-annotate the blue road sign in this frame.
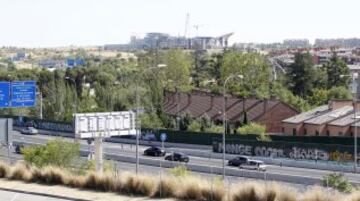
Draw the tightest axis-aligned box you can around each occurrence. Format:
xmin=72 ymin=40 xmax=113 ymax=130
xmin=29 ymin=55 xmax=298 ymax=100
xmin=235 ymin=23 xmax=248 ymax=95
xmin=0 ymin=82 xmax=10 ymax=108
xmin=67 ymin=58 xmax=75 ymax=67
xmin=11 ymin=81 xmax=36 ymax=107
xmin=160 ymin=133 xmax=167 ymax=142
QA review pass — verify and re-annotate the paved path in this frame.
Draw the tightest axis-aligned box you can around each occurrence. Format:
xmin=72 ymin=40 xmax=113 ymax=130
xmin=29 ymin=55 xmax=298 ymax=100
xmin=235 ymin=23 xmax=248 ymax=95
xmin=0 ymin=179 xmax=174 ymax=201
xmin=0 ymin=189 xmax=71 ymax=201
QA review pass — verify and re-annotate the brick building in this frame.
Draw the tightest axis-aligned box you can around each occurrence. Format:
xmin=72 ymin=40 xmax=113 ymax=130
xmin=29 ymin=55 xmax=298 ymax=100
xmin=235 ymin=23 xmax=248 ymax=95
xmin=282 ymin=100 xmax=360 ymax=137
xmin=163 ymin=91 xmax=299 ymax=133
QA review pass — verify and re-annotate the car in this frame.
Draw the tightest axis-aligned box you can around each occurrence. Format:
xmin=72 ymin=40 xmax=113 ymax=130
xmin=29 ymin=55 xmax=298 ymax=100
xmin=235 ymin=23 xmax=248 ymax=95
xmin=15 ymin=144 xmax=24 ymax=154
xmin=165 ymin=152 xmax=190 ymax=163
xmin=239 ymin=160 xmax=267 ymax=171
xmin=141 ymin=133 xmax=157 ymax=141
xmin=144 ymin=146 xmax=166 ymax=157
xmin=20 ymin=127 xmax=38 ymax=135
xmin=228 ymin=156 xmax=249 ymax=166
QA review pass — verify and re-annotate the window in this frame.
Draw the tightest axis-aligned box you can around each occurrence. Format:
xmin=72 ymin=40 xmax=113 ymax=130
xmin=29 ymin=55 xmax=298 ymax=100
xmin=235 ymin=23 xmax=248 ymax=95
xmin=292 ymin=128 xmax=296 ymax=136
xmin=282 ymin=127 xmax=285 ymax=133
xmin=315 ymin=130 xmax=319 ymax=136
xmin=351 ymin=132 xmax=354 ymax=137
xmin=304 ymin=129 xmax=307 ymax=135
xmin=327 ymin=130 xmax=330 ymax=136
xmin=339 ymin=132 xmax=343 ymax=136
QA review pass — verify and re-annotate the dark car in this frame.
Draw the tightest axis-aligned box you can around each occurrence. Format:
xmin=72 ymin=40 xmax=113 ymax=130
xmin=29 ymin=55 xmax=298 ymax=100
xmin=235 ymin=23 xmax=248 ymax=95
xmin=144 ymin=146 xmax=166 ymax=157
xmin=165 ymin=152 xmax=190 ymax=163
xmin=228 ymin=156 xmax=249 ymax=166
xmin=15 ymin=144 xmax=25 ymax=154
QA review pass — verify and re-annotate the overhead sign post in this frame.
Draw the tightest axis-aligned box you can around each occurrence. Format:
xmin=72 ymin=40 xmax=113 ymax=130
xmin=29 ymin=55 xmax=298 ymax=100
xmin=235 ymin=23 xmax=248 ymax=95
xmin=160 ymin=133 xmax=167 ymax=149
xmin=74 ymin=111 xmax=136 ymax=172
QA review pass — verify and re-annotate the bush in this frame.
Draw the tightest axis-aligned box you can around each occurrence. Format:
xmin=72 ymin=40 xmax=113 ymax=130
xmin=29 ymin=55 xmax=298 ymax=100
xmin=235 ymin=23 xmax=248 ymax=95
xmin=322 ymin=172 xmax=353 ymax=193
xmin=169 ymin=166 xmax=191 ymax=177
xmin=0 ymin=162 xmax=9 ymax=178
xmin=188 ymin=121 xmax=202 ymax=132
xmin=236 ymin=123 xmax=272 ymax=142
xmin=22 ymin=139 xmax=80 ymax=168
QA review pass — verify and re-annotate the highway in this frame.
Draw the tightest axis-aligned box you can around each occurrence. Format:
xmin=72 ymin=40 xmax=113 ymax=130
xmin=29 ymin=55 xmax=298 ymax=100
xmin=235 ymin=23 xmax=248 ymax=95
xmin=10 ymin=131 xmax=360 ymax=185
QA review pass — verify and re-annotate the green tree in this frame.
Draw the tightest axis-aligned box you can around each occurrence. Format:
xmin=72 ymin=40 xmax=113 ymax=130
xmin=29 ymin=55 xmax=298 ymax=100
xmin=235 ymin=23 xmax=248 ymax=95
xmin=325 ymin=52 xmax=350 ymax=89
xmin=328 ymin=86 xmax=352 ymax=100
xmin=287 ymin=52 xmax=315 ymax=97
xmin=22 ymin=139 xmax=80 ymax=168
xmin=164 ymin=49 xmax=193 ymax=90
xmin=221 ymin=52 xmax=272 ymax=98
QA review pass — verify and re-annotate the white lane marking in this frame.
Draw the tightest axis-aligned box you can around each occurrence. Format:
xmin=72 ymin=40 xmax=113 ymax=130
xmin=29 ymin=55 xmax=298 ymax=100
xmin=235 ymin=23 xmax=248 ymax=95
xmin=10 ymin=193 xmax=19 ymax=201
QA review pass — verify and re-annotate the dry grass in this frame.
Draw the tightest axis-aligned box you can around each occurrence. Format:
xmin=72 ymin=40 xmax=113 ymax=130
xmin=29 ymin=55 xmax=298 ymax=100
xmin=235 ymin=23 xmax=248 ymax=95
xmin=0 ymin=162 xmax=10 ymax=178
xmin=120 ymin=172 xmax=157 ymax=197
xmin=0 ymin=161 xmax=359 ymax=201
xmin=300 ymin=186 xmax=345 ymax=201
xmin=8 ymin=163 xmax=32 ymax=182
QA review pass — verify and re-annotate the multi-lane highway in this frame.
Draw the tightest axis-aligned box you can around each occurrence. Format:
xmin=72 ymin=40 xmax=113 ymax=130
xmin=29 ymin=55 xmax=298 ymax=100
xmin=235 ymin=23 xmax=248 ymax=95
xmin=9 ymin=131 xmax=360 ymax=186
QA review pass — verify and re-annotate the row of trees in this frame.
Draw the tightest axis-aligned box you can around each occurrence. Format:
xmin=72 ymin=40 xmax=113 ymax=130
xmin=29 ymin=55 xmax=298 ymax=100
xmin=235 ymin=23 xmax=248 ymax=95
xmin=0 ymin=48 xmax=353 ymax=133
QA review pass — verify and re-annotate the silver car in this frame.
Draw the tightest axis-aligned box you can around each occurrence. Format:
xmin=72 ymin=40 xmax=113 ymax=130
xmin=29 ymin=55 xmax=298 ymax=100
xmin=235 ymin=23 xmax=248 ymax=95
xmin=20 ymin=127 xmax=38 ymax=135
xmin=239 ymin=160 xmax=267 ymax=171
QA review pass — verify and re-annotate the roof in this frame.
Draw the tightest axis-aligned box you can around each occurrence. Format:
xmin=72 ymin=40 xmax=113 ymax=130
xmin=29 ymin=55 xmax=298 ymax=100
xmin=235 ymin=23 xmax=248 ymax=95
xmin=327 ymin=112 xmax=359 ymax=126
xmin=304 ymin=106 xmax=353 ymax=125
xmin=163 ymin=91 xmax=298 ymax=124
xmin=282 ymin=105 xmax=329 ymax=124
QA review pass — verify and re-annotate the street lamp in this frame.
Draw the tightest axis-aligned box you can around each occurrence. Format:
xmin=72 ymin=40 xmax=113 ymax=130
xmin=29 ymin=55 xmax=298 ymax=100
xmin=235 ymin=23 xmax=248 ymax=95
xmin=135 ymin=64 xmax=167 ymax=174
xmin=222 ymin=74 xmax=243 ymax=179
xmin=340 ymin=73 xmax=359 ymax=173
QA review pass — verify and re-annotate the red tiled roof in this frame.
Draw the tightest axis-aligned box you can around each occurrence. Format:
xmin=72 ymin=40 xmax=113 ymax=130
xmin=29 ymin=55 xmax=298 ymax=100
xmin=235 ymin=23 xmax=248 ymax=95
xmin=163 ymin=91 xmax=291 ymax=124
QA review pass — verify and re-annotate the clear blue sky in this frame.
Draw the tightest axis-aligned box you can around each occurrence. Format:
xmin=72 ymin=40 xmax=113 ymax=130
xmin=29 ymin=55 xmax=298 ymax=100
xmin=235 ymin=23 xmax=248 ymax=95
xmin=0 ymin=0 xmax=359 ymax=47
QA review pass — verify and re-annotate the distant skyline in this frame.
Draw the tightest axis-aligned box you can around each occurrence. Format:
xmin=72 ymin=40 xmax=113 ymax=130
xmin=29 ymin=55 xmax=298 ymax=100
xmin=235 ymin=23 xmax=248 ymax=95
xmin=0 ymin=0 xmax=359 ymax=47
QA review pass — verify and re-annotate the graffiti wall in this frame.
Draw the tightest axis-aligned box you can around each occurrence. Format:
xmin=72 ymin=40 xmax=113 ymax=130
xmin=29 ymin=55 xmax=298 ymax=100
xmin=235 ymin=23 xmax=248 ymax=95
xmin=213 ymin=140 xmax=357 ymax=162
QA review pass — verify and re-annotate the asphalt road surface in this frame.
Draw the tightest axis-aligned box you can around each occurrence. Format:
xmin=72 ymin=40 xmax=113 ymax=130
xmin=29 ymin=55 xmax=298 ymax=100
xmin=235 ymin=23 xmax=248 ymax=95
xmin=10 ymin=131 xmax=360 ymax=184
xmin=0 ymin=189 xmax=73 ymax=201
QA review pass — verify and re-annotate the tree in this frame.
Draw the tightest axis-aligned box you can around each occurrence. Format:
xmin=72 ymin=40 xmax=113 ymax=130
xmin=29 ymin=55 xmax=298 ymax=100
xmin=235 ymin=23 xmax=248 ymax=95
xmin=221 ymin=52 xmax=272 ymax=98
xmin=325 ymin=52 xmax=350 ymax=89
xmin=164 ymin=49 xmax=193 ymax=90
xmin=328 ymin=86 xmax=352 ymax=100
xmin=287 ymin=52 xmax=316 ymax=97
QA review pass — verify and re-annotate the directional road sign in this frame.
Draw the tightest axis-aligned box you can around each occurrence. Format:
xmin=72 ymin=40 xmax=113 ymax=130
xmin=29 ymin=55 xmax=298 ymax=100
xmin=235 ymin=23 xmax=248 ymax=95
xmin=0 ymin=82 xmax=10 ymax=108
xmin=11 ymin=81 xmax=36 ymax=107
xmin=160 ymin=133 xmax=167 ymax=142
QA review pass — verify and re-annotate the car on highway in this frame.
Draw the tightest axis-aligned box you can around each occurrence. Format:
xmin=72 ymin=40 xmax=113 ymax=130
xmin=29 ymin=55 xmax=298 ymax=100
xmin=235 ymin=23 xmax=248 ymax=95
xmin=239 ymin=160 xmax=267 ymax=171
xmin=228 ymin=156 xmax=249 ymax=166
xmin=143 ymin=146 xmax=166 ymax=157
xmin=15 ymin=144 xmax=24 ymax=154
xmin=141 ymin=133 xmax=157 ymax=141
xmin=165 ymin=152 xmax=190 ymax=163
xmin=20 ymin=127 xmax=38 ymax=135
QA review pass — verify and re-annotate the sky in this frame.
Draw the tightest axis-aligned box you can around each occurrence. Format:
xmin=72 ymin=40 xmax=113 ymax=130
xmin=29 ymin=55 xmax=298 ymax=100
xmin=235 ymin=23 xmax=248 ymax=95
xmin=0 ymin=0 xmax=359 ymax=47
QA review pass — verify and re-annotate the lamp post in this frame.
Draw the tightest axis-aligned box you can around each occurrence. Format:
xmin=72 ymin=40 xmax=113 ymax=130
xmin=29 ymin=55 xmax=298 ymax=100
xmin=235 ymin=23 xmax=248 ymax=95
xmin=341 ymin=73 xmax=359 ymax=173
xmin=135 ymin=64 xmax=167 ymax=174
xmin=222 ymin=74 xmax=243 ymax=179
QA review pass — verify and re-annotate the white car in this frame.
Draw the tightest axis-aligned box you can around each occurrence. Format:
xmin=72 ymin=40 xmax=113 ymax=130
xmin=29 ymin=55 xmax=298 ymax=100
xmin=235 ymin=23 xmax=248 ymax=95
xmin=239 ymin=160 xmax=267 ymax=171
xmin=20 ymin=127 xmax=38 ymax=135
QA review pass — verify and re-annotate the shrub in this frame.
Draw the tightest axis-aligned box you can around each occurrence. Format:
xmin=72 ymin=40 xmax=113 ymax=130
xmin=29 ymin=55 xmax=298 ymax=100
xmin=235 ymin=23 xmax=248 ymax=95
xmin=169 ymin=165 xmax=191 ymax=177
xmin=322 ymin=173 xmax=353 ymax=193
xmin=154 ymin=177 xmax=177 ymax=198
xmin=22 ymin=139 xmax=80 ymax=168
